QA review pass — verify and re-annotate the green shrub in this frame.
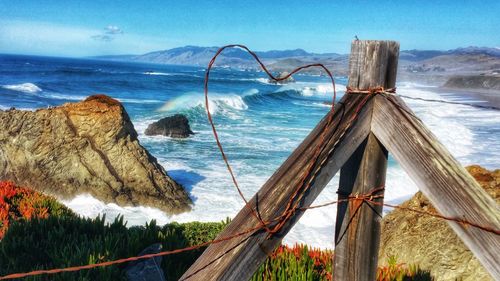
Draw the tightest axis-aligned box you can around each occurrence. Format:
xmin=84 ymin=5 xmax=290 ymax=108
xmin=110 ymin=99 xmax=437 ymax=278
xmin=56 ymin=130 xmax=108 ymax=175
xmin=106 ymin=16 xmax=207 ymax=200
xmin=0 ymin=215 xmax=228 ymax=280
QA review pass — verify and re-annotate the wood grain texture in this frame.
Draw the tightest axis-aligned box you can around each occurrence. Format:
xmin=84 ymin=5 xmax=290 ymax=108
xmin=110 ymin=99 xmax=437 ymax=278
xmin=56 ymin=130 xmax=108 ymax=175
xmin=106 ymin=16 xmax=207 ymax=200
xmin=334 ymin=133 xmax=388 ymax=281
xmin=334 ymin=40 xmax=398 ymax=281
xmin=371 ymin=94 xmax=500 ymax=280
xmin=181 ymin=93 xmax=377 ymax=281
xmin=347 ymin=40 xmax=399 ymax=89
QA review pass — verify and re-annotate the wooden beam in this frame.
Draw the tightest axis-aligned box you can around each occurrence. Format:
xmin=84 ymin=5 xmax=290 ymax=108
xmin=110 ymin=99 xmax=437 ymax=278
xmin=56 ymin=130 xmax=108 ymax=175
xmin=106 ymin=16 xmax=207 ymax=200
xmin=371 ymin=94 xmax=500 ymax=279
xmin=334 ymin=133 xmax=388 ymax=280
xmin=181 ymin=93 xmax=376 ymax=280
xmin=334 ymin=40 xmax=398 ymax=281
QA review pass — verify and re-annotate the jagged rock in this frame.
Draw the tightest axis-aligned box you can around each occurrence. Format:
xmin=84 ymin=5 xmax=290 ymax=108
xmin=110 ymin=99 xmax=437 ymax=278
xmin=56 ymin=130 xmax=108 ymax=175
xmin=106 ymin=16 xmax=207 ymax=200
xmin=379 ymin=165 xmax=499 ymax=281
xmin=145 ymin=114 xmax=194 ymax=138
xmin=268 ymin=71 xmax=295 ymax=84
xmin=0 ymin=94 xmax=191 ymax=214
xmin=125 ymin=243 xmax=166 ymax=281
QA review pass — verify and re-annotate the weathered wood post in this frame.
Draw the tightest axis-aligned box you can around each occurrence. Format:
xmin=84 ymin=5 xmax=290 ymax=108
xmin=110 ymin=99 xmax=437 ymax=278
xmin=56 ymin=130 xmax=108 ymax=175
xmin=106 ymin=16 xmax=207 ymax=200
xmin=334 ymin=40 xmax=399 ymax=281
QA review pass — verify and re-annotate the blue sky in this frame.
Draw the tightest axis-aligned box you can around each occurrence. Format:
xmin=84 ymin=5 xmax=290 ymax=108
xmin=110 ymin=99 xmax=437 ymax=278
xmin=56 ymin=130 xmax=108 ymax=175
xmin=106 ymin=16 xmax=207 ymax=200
xmin=1 ymin=0 xmax=499 ymax=57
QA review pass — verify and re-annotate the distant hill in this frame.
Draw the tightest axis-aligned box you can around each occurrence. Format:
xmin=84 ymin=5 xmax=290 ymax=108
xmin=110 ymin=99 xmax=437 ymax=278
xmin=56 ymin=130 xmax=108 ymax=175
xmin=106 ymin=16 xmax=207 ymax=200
xmin=89 ymin=45 xmax=344 ymax=68
xmin=398 ymin=47 xmax=500 ymax=83
xmin=400 ymin=47 xmax=500 ymax=61
xmin=89 ymin=45 xmax=500 ymax=79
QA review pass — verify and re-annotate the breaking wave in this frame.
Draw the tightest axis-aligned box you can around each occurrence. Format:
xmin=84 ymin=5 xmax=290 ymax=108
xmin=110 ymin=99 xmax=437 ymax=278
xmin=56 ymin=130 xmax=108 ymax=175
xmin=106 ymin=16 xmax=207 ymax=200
xmin=2 ymin=83 xmax=42 ymax=94
xmin=158 ymin=92 xmax=249 ymax=116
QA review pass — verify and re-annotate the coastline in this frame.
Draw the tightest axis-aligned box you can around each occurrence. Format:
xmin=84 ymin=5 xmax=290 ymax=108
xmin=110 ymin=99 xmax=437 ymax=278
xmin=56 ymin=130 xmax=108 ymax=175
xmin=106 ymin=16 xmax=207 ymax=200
xmin=437 ymin=86 xmax=500 ymax=108
xmin=403 ymin=81 xmax=500 ymax=109
xmin=2 ymin=53 xmax=499 ymax=250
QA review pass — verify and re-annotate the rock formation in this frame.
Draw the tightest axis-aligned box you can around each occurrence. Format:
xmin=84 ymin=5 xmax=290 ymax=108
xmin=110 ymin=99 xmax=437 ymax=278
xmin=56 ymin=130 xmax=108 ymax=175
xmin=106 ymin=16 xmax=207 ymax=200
xmin=125 ymin=243 xmax=166 ymax=281
xmin=145 ymin=114 xmax=194 ymax=138
xmin=268 ymin=71 xmax=295 ymax=84
xmin=0 ymin=95 xmax=191 ymax=214
xmin=379 ymin=165 xmax=498 ymax=281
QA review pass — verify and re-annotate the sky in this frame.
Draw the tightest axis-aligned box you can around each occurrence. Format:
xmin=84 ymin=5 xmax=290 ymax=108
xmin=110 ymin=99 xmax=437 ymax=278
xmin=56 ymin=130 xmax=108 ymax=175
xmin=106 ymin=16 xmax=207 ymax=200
xmin=0 ymin=0 xmax=499 ymax=57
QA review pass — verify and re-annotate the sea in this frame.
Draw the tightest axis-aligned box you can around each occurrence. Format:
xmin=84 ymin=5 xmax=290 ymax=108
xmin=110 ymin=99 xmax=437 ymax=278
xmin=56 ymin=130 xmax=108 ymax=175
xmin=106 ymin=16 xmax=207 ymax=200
xmin=1 ymin=54 xmax=499 ymax=248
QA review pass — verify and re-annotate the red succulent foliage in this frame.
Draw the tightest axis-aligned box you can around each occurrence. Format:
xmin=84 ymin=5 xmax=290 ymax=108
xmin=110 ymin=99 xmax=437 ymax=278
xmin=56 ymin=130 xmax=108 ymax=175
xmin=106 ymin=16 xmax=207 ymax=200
xmin=269 ymin=244 xmax=333 ymax=280
xmin=0 ymin=181 xmax=51 ymax=239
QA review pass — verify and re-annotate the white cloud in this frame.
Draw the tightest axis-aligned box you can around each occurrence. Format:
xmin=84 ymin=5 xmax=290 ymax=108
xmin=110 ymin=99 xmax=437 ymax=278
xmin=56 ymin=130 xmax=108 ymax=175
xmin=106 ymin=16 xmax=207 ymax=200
xmin=105 ymin=25 xmax=123 ymax=35
xmin=0 ymin=20 xmax=179 ymax=57
xmin=91 ymin=25 xmax=124 ymax=41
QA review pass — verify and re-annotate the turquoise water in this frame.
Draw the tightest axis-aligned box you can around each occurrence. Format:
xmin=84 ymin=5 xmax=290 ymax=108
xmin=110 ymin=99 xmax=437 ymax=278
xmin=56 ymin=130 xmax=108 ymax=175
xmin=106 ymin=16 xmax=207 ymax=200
xmin=1 ymin=54 xmax=499 ymax=248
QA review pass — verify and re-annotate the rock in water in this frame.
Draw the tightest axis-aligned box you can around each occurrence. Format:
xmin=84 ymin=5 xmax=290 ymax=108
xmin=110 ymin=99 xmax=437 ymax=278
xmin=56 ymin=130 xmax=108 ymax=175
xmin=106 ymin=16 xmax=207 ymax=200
xmin=379 ymin=165 xmax=498 ymax=281
xmin=125 ymin=243 xmax=166 ymax=281
xmin=268 ymin=71 xmax=295 ymax=84
xmin=145 ymin=114 xmax=194 ymax=138
xmin=0 ymin=95 xmax=191 ymax=214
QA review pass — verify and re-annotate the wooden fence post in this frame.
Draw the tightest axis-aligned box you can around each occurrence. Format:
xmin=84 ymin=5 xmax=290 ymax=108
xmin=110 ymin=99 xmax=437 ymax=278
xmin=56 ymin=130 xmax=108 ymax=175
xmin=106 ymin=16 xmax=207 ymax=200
xmin=180 ymin=43 xmax=394 ymax=280
xmin=334 ymin=40 xmax=399 ymax=281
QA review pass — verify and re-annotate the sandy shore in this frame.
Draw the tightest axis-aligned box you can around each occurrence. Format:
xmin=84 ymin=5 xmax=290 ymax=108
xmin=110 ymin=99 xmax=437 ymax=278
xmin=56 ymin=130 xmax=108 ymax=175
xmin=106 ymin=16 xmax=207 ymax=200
xmin=410 ymin=85 xmax=500 ymax=109
xmin=438 ymin=87 xmax=500 ymax=108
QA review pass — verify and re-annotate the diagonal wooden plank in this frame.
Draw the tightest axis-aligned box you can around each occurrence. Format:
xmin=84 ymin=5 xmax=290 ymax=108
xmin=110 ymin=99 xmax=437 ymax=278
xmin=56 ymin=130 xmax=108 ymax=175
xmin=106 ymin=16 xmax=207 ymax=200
xmin=371 ymin=94 xmax=500 ymax=279
xmin=181 ymin=93 xmax=376 ymax=281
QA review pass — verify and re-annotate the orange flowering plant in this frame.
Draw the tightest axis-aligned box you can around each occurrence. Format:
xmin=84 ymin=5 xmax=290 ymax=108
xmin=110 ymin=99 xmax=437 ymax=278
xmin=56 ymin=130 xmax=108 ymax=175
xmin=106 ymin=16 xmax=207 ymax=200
xmin=0 ymin=181 xmax=71 ymax=239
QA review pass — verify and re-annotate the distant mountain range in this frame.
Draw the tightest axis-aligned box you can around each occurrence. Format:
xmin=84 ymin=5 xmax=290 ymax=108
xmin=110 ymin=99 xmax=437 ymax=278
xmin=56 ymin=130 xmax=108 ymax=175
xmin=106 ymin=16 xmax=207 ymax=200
xmin=91 ymin=45 xmax=342 ymax=68
xmin=89 ymin=45 xmax=500 ymax=77
xmin=399 ymin=46 xmax=500 ymax=61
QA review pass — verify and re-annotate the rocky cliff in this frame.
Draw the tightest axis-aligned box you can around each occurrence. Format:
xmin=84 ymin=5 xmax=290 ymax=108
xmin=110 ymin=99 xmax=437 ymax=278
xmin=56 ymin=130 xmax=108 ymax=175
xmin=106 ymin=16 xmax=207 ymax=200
xmin=379 ymin=165 xmax=499 ymax=281
xmin=0 ymin=95 xmax=191 ymax=214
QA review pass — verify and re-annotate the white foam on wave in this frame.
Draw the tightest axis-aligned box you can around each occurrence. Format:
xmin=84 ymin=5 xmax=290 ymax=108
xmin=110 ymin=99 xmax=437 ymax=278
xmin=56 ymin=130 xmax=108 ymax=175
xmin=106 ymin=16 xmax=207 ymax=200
xmin=214 ymin=77 xmax=273 ymax=85
xmin=398 ymin=81 xmax=438 ymax=89
xmin=63 ymin=160 xmax=269 ymax=226
xmin=398 ymin=87 xmax=475 ymax=159
xmin=45 ymin=93 xmax=87 ymax=101
xmin=255 ymin=77 xmax=272 ymax=84
xmin=278 ymin=82 xmax=346 ymax=97
xmin=157 ymin=91 xmax=249 ymax=116
xmin=143 ymin=71 xmax=172 ymax=76
xmin=2 ymin=83 xmax=42 ymax=94
xmin=143 ymin=71 xmax=202 ymax=78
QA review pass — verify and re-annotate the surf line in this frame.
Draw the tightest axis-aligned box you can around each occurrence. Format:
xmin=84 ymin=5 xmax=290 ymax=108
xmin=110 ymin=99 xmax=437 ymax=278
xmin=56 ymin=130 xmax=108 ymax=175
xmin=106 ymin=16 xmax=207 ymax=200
xmin=399 ymin=94 xmax=500 ymax=111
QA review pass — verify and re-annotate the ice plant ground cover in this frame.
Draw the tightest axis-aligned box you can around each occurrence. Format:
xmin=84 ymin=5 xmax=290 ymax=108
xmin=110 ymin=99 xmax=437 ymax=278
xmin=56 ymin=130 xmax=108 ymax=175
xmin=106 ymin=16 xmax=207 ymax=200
xmin=252 ymin=244 xmax=430 ymax=281
xmin=0 ymin=181 xmax=73 ymax=239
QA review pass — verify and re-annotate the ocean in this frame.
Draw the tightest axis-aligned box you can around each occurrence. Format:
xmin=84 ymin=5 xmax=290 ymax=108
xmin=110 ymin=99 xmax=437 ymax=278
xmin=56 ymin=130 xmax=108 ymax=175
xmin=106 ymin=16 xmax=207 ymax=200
xmin=1 ymin=54 xmax=499 ymax=248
